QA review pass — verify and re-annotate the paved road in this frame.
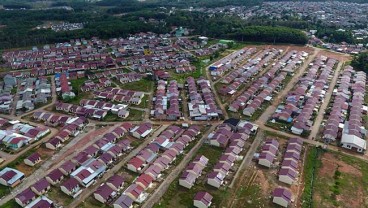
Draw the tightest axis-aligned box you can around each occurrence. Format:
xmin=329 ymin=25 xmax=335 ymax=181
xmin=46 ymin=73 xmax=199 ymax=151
xmin=308 ymin=61 xmax=343 ymax=140
xmin=142 ymin=124 xmax=218 ymax=208
xmin=69 ymin=125 xmax=168 ymax=208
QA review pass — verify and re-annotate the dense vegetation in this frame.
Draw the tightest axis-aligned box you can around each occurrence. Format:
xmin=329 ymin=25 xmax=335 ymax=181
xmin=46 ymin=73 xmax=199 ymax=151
xmin=229 ymin=26 xmax=308 ymax=44
xmin=351 ymin=52 xmax=368 ymax=73
xmin=301 ymin=147 xmax=323 ymax=208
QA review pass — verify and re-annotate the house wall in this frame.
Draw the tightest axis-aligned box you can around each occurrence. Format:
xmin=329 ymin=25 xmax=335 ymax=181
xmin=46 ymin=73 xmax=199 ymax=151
xmin=179 ymin=179 xmax=193 ymax=189
xmin=207 ymin=179 xmax=221 ymax=188
xmin=273 ymin=197 xmax=288 ymax=208
xmin=258 ymin=159 xmax=271 ymax=168
xmin=127 ymin=164 xmax=138 ymax=173
xmin=94 ymin=193 xmax=107 ymax=203
xmin=61 ymin=186 xmax=71 ymax=196
xmin=279 ymin=176 xmax=293 ymax=185
xmin=193 ymin=200 xmax=208 ymax=208
xmin=24 ymin=159 xmax=36 ymax=167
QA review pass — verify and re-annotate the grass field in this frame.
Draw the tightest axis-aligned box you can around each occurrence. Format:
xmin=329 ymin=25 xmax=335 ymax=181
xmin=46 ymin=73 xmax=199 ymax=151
xmin=0 ymin=199 xmax=21 ymax=208
xmin=119 ymin=78 xmax=154 ymax=92
xmin=311 ymin=150 xmax=368 ymax=208
xmin=0 ymin=184 xmax=11 ymax=198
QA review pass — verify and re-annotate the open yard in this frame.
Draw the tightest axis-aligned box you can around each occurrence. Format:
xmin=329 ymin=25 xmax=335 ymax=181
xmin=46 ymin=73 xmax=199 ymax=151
xmin=118 ymin=77 xmax=154 ymax=92
xmin=312 ymin=151 xmax=368 ymax=208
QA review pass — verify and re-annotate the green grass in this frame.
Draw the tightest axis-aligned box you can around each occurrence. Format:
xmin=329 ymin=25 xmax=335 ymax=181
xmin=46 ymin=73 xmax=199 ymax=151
xmin=78 ymin=196 xmax=109 ymax=208
xmin=312 ymin=151 xmax=368 ymax=208
xmin=125 ymin=109 xmax=144 ymax=121
xmin=301 ymin=147 xmax=323 ymax=208
xmin=119 ymin=77 xmax=154 ymax=92
xmin=48 ymin=187 xmax=74 ymax=206
xmin=0 ymin=199 xmax=21 ymax=208
xmin=0 ymin=184 xmax=11 ymax=198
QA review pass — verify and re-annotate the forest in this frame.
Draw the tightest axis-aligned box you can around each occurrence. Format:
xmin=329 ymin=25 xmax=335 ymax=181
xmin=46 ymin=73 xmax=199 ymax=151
xmin=351 ymin=52 xmax=368 ymax=73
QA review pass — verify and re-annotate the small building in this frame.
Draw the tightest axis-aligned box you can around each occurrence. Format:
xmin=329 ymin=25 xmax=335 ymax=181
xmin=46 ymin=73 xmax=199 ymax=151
xmin=193 ymin=191 xmax=213 ymax=208
xmin=46 ymin=169 xmax=64 ymax=185
xmin=60 ymin=177 xmax=82 ymax=198
xmin=207 ymin=171 xmax=225 ymax=188
xmin=272 ymin=187 xmax=292 ymax=207
xmin=24 ymin=152 xmax=42 ymax=167
xmin=106 ymin=175 xmax=125 ymax=191
xmin=15 ymin=188 xmax=36 ymax=207
xmin=258 ymin=152 xmax=274 ymax=168
xmin=31 ymin=178 xmax=50 ymax=195
xmin=278 ymin=168 xmax=297 ymax=185
xmin=341 ymin=134 xmax=366 ymax=153
xmin=0 ymin=167 xmax=25 ymax=187
xmin=113 ymin=194 xmax=134 ymax=208
xmin=94 ymin=184 xmax=117 ymax=204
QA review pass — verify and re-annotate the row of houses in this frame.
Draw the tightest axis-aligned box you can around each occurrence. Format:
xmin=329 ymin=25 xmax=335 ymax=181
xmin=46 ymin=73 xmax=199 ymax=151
xmin=43 ymin=116 xmax=88 ymax=150
xmin=2 ymin=36 xmax=114 ymax=72
xmin=290 ymin=57 xmax=337 ymax=135
xmin=219 ymin=48 xmax=280 ymax=95
xmin=258 ymin=139 xmax=280 ymax=168
xmin=152 ymin=80 xmax=181 ymax=120
xmin=209 ymin=47 xmax=256 ymax=77
xmin=179 ymin=155 xmax=209 ymax=189
xmin=187 ymin=77 xmax=223 ymax=120
xmin=55 ymin=102 xmax=108 ymax=120
xmin=242 ymin=72 xmax=287 ymax=117
xmin=194 ymin=43 xmax=228 ymax=57
xmin=0 ymin=122 xmax=50 ymax=150
xmin=16 ymin=77 xmax=52 ymax=113
xmin=278 ymin=138 xmax=303 ymax=185
xmin=124 ymin=125 xmax=201 ymax=205
xmin=323 ymin=66 xmax=354 ymax=142
xmin=80 ymin=78 xmax=112 ymax=92
xmin=48 ymin=124 xmax=132 ymax=199
xmin=55 ymin=72 xmax=76 ymax=100
xmin=0 ymin=75 xmax=16 ymax=113
xmin=228 ymin=50 xmax=305 ymax=112
xmin=323 ymin=66 xmax=368 ymax=153
xmin=33 ymin=111 xmax=72 ymax=127
xmin=93 ymin=87 xmax=145 ymax=106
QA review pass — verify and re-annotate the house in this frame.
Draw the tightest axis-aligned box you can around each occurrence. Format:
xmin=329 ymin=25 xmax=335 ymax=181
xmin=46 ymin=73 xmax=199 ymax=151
xmin=258 ymin=152 xmax=274 ymax=168
xmin=45 ymin=137 xmax=62 ymax=150
xmin=59 ymin=160 xmax=77 ymax=176
xmin=341 ymin=134 xmax=366 ymax=153
xmin=207 ymin=171 xmax=225 ymax=188
xmin=193 ymin=191 xmax=213 ymax=208
xmin=94 ymin=184 xmax=117 ymax=204
xmin=106 ymin=175 xmax=125 ymax=191
xmin=15 ymin=188 xmax=36 ymax=207
xmin=130 ymin=123 xmax=153 ymax=139
xmin=31 ymin=178 xmax=50 ymax=195
xmin=0 ymin=167 xmax=25 ymax=187
xmin=278 ymin=168 xmax=297 ymax=185
xmin=179 ymin=171 xmax=197 ymax=189
xmin=127 ymin=157 xmax=145 ymax=173
xmin=272 ymin=187 xmax=292 ymax=207
xmin=135 ymin=173 xmax=154 ymax=190
xmin=24 ymin=152 xmax=42 ymax=167
xmin=144 ymin=164 xmax=163 ymax=180
xmin=123 ymin=184 xmax=145 ymax=202
xmin=60 ymin=177 xmax=82 ymax=198
xmin=46 ymin=169 xmax=64 ymax=185
xmin=71 ymin=158 xmax=106 ymax=187
xmin=113 ymin=194 xmax=134 ymax=208
xmin=24 ymin=196 xmax=53 ymax=208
